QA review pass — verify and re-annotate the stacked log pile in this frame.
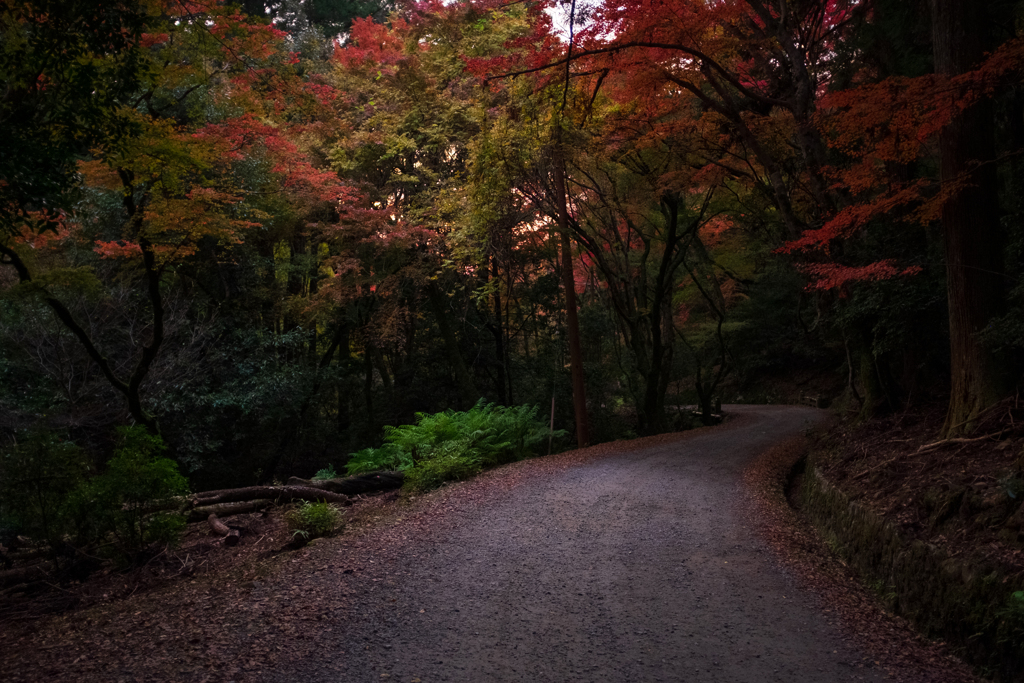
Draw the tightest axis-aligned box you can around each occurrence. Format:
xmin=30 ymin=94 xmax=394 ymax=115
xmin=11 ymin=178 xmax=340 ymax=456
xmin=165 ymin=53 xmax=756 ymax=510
xmin=190 ymin=472 xmax=404 ymax=541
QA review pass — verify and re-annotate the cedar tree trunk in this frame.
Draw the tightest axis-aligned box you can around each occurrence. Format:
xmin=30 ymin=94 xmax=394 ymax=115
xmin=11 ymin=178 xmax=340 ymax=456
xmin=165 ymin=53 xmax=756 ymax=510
xmin=931 ymin=0 xmax=1008 ymax=435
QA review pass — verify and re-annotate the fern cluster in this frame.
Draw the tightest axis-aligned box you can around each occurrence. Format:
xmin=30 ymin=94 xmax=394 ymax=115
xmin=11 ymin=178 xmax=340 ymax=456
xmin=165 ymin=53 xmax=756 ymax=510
xmin=311 ymin=465 xmax=338 ymax=481
xmin=402 ymin=439 xmax=482 ymax=492
xmin=344 ymin=401 xmax=564 ymax=491
xmin=345 ymin=443 xmax=412 ymax=475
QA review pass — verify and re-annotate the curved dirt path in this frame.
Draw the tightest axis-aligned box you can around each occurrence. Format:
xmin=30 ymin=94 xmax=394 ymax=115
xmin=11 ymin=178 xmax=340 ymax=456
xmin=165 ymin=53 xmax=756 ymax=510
xmin=262 ymin=405 xmax=888 ymax=682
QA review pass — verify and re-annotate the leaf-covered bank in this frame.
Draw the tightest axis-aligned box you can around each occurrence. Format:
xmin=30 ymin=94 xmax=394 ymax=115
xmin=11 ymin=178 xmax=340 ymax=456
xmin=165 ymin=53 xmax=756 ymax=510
xmin=791 ymin=401 xmax=1024 ymax=680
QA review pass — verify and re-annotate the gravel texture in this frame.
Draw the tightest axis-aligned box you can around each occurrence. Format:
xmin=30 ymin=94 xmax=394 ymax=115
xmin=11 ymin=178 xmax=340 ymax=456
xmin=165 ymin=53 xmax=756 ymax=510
xmin=260 ymin=405 xmax=889 ymax=682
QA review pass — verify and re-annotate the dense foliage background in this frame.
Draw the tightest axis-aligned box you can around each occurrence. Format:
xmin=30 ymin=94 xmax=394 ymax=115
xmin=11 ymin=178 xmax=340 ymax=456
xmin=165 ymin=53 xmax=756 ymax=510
xmin=2 ymin=0 xmax=1022 ymax=502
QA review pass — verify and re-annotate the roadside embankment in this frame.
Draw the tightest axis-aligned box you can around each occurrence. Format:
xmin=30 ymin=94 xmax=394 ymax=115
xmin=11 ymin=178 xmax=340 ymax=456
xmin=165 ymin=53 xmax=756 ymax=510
xmin=801 ymin=454 xmax=1024 ymax=682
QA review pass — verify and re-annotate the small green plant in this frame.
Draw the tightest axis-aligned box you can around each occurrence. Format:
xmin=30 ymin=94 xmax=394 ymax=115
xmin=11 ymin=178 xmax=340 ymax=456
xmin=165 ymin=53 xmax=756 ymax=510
xmin=996 ymin=590 xmax=1024 ymax=655
xmin=311 ymin=465 xmax=338 ymax=481
xmin=1000 ymin=475 xmax=1024 ymax=501
xmin=867 ymin=578 xmax=898 ymax=607
xmin=285 ymin=500 xmax=343 ymax=541
xmin=402 ymin=439 xmax=483 ymax=492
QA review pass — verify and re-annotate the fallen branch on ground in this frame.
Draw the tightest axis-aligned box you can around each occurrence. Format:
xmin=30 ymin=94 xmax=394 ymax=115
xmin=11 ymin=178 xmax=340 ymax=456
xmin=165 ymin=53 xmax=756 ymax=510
xmin=206 ymin=514 xmax=240 ymax=546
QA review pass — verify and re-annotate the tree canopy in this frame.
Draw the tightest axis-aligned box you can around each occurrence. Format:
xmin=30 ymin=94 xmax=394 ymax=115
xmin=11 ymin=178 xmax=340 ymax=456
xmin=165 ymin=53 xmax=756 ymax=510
xmin=3 ymin=0 xmax=1023 ymax=491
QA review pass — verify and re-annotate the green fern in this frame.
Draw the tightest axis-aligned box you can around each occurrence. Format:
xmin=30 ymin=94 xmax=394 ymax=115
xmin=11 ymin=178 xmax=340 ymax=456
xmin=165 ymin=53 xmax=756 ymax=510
xmin=344 ymin=400 xmax=565 ymax=480
xmin=403 ymin=439 xmax=482 ymax=492
xmin=344 ymin=443 xmax=412 ymax=474
xmin=311 ymin=465 xmax=338 ymax=481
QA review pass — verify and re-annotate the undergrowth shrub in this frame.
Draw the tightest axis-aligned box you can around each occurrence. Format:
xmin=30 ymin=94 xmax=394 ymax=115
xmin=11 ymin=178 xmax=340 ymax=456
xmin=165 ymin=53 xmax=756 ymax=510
xmin=345 ymin=401 xmax=564 ymax=485
xmin=0 ymin=426 xmax=190 ymax=568
xmin=0 ymin=428 xmax=90 ymax=560
xmin=996 ymin=590 xmax=1024 ymax=660
xmin=345 ymin=443 xmax=411 ymax=474
xmin=73 ymin=427 xmax=189 ymax=562
xmin=402 ymin=439 xmax=483 ymax=492
xmin=285 ymin=501 xmax=343 ymax=541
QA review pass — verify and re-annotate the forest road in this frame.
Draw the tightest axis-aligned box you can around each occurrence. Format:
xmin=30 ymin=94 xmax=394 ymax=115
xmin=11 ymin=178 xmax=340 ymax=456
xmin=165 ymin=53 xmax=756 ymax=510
xmin=262 ymin=405 xmax=888 ymax=683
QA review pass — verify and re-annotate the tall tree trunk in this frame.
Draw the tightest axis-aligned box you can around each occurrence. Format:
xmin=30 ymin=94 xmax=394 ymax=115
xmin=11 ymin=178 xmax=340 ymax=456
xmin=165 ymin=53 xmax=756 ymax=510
xmin=366 ymin=343 xmax=391 ymax=392
xmin=425 ymin=281 xmax=479 ymax=409
xmin=931 ymin=0 xmax=1007 ymax=435
xmin=638 ymin=195 xmax=685 ymax=435
xmin=390 ymin=294 xmax=418 ymax=420
xmin=363 ymin=347 xmax=375 ymax=427
xmin=640 ymin=330 xmax=668 ymax=434
xmin=552 ymin=151 xmax=590 ymax=447
xmin=129 ymin=234 xmax=164 ymax=435
xmin=488 ymin=256 xmax=511 ymax=404
xmin=337 ymin=325 xmax=351 ymax=435
xmin=259 ymin=322 xmax=349 ymax=483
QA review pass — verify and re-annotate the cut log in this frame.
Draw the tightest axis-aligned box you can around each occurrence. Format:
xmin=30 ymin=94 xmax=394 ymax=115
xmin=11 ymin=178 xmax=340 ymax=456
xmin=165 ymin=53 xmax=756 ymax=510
xmin=207 ymin=514 xmax=240 ymax=546
xmin=190 ymin=474 xmax=400 ymax=508
xmin=3 ymin=546 xmax=49 ymax=563
xmin=134 ymin=496 xmax=194 ymax=516
xmin=0 ymin=562 xmax=50 ymax=588
xmin=187 ymin=499 xmax=273 ymax=523
xmin=188 ymin=487 xmax=239 ymax=499
xmin=286 ymin=471 xmax=404 ymax=495
xmin=192 ymin=485 xmax=350 ymax=508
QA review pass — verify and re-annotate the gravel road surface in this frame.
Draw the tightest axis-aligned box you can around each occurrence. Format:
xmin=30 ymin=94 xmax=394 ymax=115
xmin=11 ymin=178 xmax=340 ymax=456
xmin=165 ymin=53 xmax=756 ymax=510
xmin=263 ymin=405 xmax=888 ymax=682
